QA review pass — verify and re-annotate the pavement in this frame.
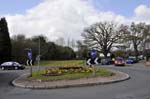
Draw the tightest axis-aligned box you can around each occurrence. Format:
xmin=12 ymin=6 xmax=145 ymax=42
xmin=12 ymin=69 xmax=130 ymax=89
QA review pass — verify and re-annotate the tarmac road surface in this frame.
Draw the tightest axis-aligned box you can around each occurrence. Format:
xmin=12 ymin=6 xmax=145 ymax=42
xmin=0 ymin=63 xmax=150 ymax=99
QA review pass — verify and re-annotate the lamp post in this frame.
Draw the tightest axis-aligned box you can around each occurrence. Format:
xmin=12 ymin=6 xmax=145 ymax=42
xmin=37 ymin=37 xmax=41 ymax=72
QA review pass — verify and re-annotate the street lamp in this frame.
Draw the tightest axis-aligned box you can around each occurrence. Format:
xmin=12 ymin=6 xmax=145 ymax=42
xmin=37 ymin=37 xmax=41 ymax=72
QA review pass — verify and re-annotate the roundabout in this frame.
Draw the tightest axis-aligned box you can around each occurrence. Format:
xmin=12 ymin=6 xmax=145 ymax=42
xmin=12 ymin=68 xmax=130 ymax=89
xmin=1 ymin=62 xmax=150 ymax=99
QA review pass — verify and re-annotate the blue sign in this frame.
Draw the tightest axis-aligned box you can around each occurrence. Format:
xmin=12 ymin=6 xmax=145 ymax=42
xmin=28 ymin=50 xmax=32 ymax=60
xmin=90 ymin=48 xmax=97 ymax=59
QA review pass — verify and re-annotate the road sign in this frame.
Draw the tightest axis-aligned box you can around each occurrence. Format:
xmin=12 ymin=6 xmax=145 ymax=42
xmin=86 ymin=57 xmax=100 ymax=65
xmin=36 ymin=55 xmax=40 ymax=61
xmin=26 ymin=59 xmax=33 ymax=66
xmin=86 ymin=58 xmax=91 ymax=66
xmin=94 ymin=57 xmax=99 ymax=64
xmin=28 ymin=50 xmax=32 ymax=60
xmin=90 ymin=48 xmax=97 ymax=59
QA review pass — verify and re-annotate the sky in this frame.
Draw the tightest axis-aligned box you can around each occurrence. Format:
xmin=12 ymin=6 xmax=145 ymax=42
xmin=92 ymin=0 xmax=150 ymax=17
xmin=0 ymin=0 xmax=150 ymax=43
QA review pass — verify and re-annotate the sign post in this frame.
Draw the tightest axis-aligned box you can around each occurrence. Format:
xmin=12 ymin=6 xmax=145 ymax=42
xmin=90 ymin=48 xmax=97 ymax=59
xmin=86 ymin=48 xmax=100 ymax=65
xmin=90 ymin=48 xmax=97 ymax=76
xmin=27 ymin=49 xmax=33 ymax=77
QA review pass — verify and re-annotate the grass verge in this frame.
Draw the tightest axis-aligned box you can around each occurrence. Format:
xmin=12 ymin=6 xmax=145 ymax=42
xmin=35 ymin=60 xmax=85 ymax=67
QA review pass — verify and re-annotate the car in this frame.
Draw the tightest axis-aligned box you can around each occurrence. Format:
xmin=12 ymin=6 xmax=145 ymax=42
xmin=0 ymin=61 xmax=25 ymax=70
xmin=101 ymin=58 xmax=113 ymax=65
xmin=114 ymin=57 xmax=125 ymax=66
xmin=126 ymin=57 xmax=138 ymax=64
xmin=138 ymin=55 xmax=144 ymax=60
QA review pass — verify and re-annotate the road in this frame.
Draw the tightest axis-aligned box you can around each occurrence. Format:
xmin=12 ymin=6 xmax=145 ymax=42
xmin=0 ymin=63 xmax=150 ymax=99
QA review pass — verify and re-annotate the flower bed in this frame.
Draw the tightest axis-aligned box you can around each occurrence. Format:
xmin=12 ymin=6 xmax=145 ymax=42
xmin=29 ymin=66 xmax=113 ymax=81
xmin=44 ymin=66 xmax=94 ymax=76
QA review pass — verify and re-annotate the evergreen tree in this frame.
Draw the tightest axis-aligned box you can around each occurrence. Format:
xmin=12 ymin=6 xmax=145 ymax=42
xmin=0 ymin=17 xmax=12 ymax=63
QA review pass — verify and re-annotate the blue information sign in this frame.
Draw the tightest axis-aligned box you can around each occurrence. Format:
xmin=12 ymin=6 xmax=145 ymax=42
xmin=28 ymin=50 xmax=32 ymax=60
xmin=90 ymin=48 xmax=97 ymax=59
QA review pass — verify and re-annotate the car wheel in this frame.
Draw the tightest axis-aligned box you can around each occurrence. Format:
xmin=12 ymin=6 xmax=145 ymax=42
xmin=1 ymin=67 xmax=5 ymax=70
xmin=14 ymin=66 xmax=18 ymax=70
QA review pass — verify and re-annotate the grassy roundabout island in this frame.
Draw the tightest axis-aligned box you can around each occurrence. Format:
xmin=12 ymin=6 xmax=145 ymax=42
xmin=12 ymin=61 xmax=130 ymax=89
xmin=28 ymin=65 xmax=113 ymax=81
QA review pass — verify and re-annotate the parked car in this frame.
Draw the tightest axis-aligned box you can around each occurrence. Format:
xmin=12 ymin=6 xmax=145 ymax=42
xmin=101 ymin=58 xmax=113 ymax=65
xmin=114 ymin=57 xmax=125 ymax=66
xmin=138 ymin=55 xmax=144 ymax=60
xmin=126 ymin=57 xmax=138 ymax=64
xmin=0 ymin=61 xmax=25 ymax=70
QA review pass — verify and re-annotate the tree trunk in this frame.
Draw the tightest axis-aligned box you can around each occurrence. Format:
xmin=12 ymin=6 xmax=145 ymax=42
xmin=102 ymin=44 xmax=108 ymax=58
xmin=134 ymin=44 xmax=139 ymax=60
xmin=103 ymin=50 xmax=108 ymax=58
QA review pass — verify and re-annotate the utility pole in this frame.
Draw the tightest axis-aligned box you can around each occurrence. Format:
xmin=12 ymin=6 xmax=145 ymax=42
xmin=37 ymin=37 xmax=41 ymax=72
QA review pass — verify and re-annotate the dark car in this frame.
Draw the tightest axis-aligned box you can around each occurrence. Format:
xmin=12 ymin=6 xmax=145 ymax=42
xmin=0 ymin=62 xmax=25 ymax=70
xmin=114 ymin=58 xmax=125 ymax=66
xmin=126 ymin=57 xmax=138 ymax=64
xmin=101 ymin=58 xmax=113 ymax=65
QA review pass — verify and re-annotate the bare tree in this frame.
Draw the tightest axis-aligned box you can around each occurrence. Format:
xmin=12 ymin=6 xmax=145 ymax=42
xmin=82 ymin=21 xmax=123 ymax=58
xmin=142 ymin=24 xmax=150 ymax=52
xmin=122 ymin=22 xmax=146 ymax=59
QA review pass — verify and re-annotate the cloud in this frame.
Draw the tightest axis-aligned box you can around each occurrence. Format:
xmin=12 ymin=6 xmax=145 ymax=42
xmin=5 ymin=0 xmax=127 ymax=42
xmin=133 ymin=4 xmax=150 ymax=23
xmin=4 ymin=1 xmax=150 ymax=43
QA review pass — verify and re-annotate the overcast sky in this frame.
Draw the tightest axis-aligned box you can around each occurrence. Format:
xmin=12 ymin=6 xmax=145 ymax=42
xmin=0 ymin=0 xmax=150 ymax=42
